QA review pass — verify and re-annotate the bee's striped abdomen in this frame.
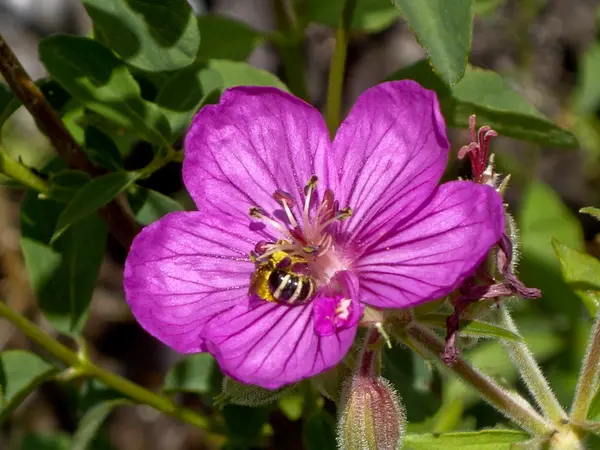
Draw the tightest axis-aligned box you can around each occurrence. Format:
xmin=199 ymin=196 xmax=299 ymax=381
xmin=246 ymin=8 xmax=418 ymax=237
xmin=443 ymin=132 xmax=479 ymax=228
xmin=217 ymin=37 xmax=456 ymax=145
xmin=268 ymin=269 xmax=315 ymax=305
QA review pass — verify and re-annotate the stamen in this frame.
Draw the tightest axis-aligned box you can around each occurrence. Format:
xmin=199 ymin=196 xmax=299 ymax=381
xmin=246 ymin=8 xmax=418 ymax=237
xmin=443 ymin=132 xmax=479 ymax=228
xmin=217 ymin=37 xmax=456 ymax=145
xmin=273 ymin=189 xmax=296 ymax=208
xmin=249 ymin=206 xmax=289 ymax=236
xmin=249 ymin=176 xmax=349 ymax=290
xmin=317 ymin=233 xmax=333 ymax=256
xmin=273 ymin=189 xmax=298 ymax=228
xmin=317 ymin=206 xmax=353 ymax=232
xmin=249 ymin=206 xmax=265 ymax=219
xmin=303 ymin=176 xmax=318 ymax=232
xmin=303 ymin=175 xmax=318 ymax=195
xmin=338 ymin=206 xmax=353 ymax=220
xmin=254 ymin=240 xmax=269 ymax=255
xmin=319 ymin=189 xmax=337 ymax=223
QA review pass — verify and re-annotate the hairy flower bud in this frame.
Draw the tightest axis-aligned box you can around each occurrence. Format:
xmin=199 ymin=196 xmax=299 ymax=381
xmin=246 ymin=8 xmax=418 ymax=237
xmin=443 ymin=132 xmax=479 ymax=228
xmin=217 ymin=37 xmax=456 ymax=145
xmin=337 ymin=375 xmax=405 ymax=450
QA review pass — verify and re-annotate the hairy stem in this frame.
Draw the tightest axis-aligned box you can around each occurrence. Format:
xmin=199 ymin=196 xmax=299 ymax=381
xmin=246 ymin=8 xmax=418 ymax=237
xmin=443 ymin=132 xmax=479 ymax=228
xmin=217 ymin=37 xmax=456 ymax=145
xmin=272 ymin=0 xmax=309 ymax=101
xmin=324 ymin=0 xmax=356 ymax=137
xmin=0 ymin=150 xmax=51 ymax=195
xmin=406 ymin=324 xmax=555 ymax=437
xmin=498 ymin=306 xmax=567 ymax=423
xmin=571 ymin=315 xmax=600 ymax=422
xmin=0 ymin=32 xmax=139 ymax=249
xmin=0 ymin=298 xmax=212 ymax=431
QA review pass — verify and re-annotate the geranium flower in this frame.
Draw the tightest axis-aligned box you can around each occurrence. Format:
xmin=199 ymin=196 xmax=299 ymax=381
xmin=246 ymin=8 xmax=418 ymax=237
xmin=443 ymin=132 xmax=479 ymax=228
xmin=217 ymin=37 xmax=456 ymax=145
xmin=124 ymin=81 xmax=504 ymax=389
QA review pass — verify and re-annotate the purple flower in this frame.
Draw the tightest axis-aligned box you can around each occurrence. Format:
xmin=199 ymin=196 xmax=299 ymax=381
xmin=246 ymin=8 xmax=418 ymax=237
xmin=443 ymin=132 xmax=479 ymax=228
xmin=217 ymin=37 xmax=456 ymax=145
xmin=124 ymin=81 xmax=505 ymax=389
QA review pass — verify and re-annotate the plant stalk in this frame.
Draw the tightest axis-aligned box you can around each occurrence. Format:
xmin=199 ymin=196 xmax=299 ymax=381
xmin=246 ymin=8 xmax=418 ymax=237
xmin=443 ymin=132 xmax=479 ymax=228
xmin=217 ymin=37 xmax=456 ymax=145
xmin=324 ymin=0 xmax=356 ymax=137
xmin=406 ymin=324 xmax=555 ymax=437
xmin=0 ymin=298 xmax=211 ymax=431
xmin=0 ymin=32 xmax=139 ymax=249
xmin=498 ymin=306 xmax=567 ymax=423
xmin=271 ymin=0 xmax=309 ymax=101
xmin=0 ymin=150 xmax=51 ymax=195
xmin=571 ymin=315 xmax=600 ymax=422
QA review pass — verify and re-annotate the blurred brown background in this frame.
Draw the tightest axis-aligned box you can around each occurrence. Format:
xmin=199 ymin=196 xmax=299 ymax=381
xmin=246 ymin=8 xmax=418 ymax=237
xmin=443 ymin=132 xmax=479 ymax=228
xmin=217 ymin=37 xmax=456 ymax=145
xmin=1 ymin=0 xmax=600 ymax=448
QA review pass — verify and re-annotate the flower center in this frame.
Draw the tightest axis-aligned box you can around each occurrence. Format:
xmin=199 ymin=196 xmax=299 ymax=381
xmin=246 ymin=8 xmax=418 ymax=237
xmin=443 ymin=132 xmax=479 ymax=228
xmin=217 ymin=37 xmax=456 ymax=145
xmin=247 ymin=175 xmax=352 ymax=305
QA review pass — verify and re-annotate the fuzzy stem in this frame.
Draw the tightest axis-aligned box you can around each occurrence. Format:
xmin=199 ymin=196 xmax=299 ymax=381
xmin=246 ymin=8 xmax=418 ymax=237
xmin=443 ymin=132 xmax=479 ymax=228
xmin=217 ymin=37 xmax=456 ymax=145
xmin=357 ymin=327 xmax=382 ymax=377
xmin=406 ymin=324 xmax=555 ymax=437
xmin=0 ymin=298 xmax=212 ymax=431
xmin=571 ymin=315 xmax=600 ymax=422
xmin=0 ymin=150 xmax=51 ymax=195
xmin=498 ymin=306 xmax=567 ymax=423
xmin=271 ymin=0 xmax=309 ymax=101
xmin=324 ymin=0 xmax=356 ymax=137
xmin=0 ymin=32 xmax=139 ymax=249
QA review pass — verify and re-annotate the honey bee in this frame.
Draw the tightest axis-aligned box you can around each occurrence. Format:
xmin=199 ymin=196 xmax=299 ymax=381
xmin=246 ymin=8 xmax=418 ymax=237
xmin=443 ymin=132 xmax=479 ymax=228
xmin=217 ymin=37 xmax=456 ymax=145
xmin=249 ymin=250 xmax=316 ymax=305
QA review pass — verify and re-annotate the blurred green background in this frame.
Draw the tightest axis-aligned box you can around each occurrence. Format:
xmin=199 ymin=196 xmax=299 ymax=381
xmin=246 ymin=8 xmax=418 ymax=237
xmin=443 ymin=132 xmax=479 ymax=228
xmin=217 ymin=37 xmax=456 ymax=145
xmin=2 ymin=0 xmax=600 ymax=449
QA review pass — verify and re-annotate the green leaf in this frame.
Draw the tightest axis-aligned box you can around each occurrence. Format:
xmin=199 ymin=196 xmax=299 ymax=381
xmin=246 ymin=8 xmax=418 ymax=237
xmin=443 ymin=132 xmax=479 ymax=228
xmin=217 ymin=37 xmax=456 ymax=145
xmin=219 ymin=376 xmax=287 ymax=407
xmin=82 ymin=0 xmax=200 ymax=72
xmin=519 ymin=182 xmax=585 ymax=320
xmin=306 ymin=0 xmax=401 ymax=32
xmin=574 ymin=43 xmax=600 ymax=114
xmin=393 ymin=0 xmax=473 ymax=84
xmin=552 ymin=240 xmax=600 ymax=317
xmin=164 ymin=354 xmax=215 ymax=395
xmin=304 ymin=410 xmax=337 ymax=450
xmin=440 ymin=325 xmax=563 ymax=430
xmin=19 ymin=433 xmax=71 ymax=450
xmin=78 ymin=379 xmax=124 ymax=414
xmin=208 ymin=60 xmax=289 ymax=91
xmin=20 ymin=192 xmax=108 ymax=335
xmin=154 ymin=64 xmax=223 ymax=139
xmin=223 ymin=405 xmax=270 ymax=447
xmin=71 ymin=400 xmax=128 ymax=450
xmin=474 ymin=0 xmax=503 ymax=16
xmin=0 ymin=79 xmax=71 ymax=130
xmin=383 ymin=346 xmax=440 ymax=422
xmin=0 ymin=351 xmax=58 ymax=423
xmin=83 ymin=127 xmax=123 ymax=171
xmin=53 ymin=171 xmax=138 ymax=241
xmin=418 ymin=314 xmax=524 ymax=342
xmin=46 ymin=169 xmax=92 ymax=203
xmin=128 ymin=186 xmax=184 ymax=226
xmin=404 ymin=430 xmax=530 ymax=449
xmin=197 ymin=15 xmax=262 ymax=61
xmin=388 ymin=61 xmax=578 ymax=148
xmin=39 ymin=35 xmax=171 ymax=144
xmin=278 ymin=390 xmax=304 ymax=421
xmin=581 ymin=206 xmax=600 ymax=221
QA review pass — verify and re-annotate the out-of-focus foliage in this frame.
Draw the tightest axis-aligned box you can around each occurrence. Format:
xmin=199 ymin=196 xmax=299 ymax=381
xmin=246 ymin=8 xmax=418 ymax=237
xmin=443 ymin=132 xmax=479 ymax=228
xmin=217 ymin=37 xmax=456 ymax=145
xmin=392 ymin=0 xmax=473 ymax=84
xmin=1 ymin=0 xmax=600 ymax=449
xmin=389 ymin=62 xmax=578 ymax=147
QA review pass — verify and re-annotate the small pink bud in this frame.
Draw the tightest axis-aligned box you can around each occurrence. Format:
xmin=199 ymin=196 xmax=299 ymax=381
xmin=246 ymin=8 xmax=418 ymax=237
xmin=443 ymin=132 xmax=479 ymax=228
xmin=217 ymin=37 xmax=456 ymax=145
xmin=337 ymin=375 xmax=405 ymax=450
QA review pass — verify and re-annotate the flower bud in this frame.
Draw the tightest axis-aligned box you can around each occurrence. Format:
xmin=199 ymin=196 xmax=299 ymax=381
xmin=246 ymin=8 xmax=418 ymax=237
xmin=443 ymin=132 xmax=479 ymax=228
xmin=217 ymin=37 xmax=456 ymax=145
xmin=337 ymin=375 xmax=405 ymax=450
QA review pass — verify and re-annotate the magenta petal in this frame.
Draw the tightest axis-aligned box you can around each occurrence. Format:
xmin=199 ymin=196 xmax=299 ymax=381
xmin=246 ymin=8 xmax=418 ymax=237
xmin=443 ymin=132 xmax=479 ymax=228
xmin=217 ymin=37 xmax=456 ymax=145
xmin=332 ymin=80 xmax=449 ymax=247
xmin=124 ymin=212 xmax=259 ymax=353
xmin=204 ymin=297 xmax=358 ymax=389
xmin=313 ymin=295 xmax=363 ymax=336
xmin=183 ymin=87 xmax=337 ymax=221
xmin=355 ymin=181 xmax=505 ymax=308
